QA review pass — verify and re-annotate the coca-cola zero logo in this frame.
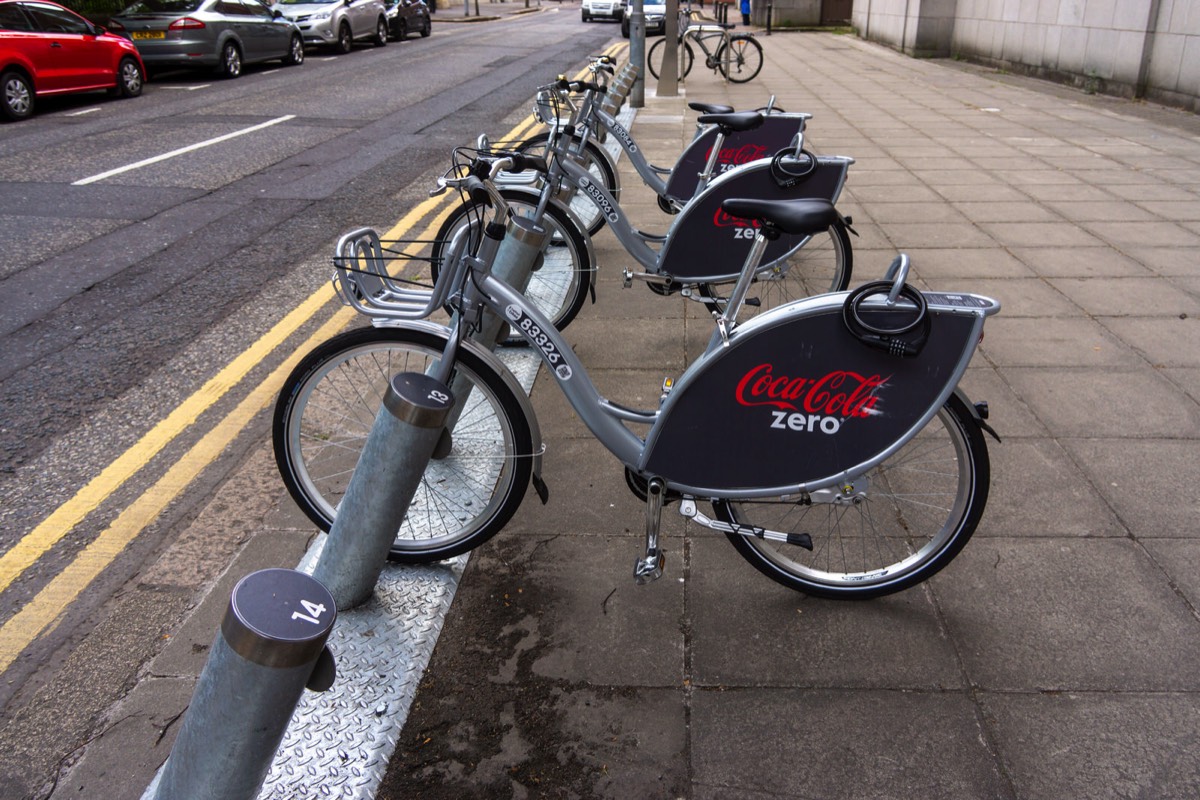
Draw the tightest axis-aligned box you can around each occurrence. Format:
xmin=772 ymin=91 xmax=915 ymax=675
xmin=713 ymin=208 xmax=760 ymax=240
xmin=735 ymin=363 xmax=889 ymax=434
xmin=706 ymin=143 xmax=768 ymax=167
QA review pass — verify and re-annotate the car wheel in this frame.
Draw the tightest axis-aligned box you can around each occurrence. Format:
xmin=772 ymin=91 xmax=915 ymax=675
xmin=374 ymin=17 xmax=387 ymax=46
xmin=420 ymin=15 xmax=430 ymax=37
xmin=1 ymin=70 xmax=33 ymax=122
xmin=283 ymin=34 xmax=305 ymax=65
xmin=219 ymin=41 xmax=242 ymax=78
xmin=116 ymin=57 xmax=143 ymax=97
xmin=581 ymin=10 xmax=588 ymax=21
xmin=621 ymin=19 xmax=629 ymax=37
xmin=335 ymin=22 xmax=352 ymax=53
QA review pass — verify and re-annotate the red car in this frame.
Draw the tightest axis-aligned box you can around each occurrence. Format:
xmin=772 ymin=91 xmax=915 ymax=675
xmin=1 ymin=0 xmax=145 ymax=121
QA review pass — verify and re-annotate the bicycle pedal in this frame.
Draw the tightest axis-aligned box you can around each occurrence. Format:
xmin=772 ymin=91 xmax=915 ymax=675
xmin=633 ymin=549 xmax=666 ymax=585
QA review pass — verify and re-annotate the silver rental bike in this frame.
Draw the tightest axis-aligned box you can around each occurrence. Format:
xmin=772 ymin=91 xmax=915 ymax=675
xmin=274 ymin=154 xmax=1002 ymax=599
xmin=507 ymin=56 xmax=805 ymax=228
xmin=435 ymin=100 xmax=856 ymax=340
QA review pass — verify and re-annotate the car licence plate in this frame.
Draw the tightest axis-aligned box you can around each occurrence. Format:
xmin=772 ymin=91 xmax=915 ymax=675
xmin=132 ymin=30 xmax=166 ymax=39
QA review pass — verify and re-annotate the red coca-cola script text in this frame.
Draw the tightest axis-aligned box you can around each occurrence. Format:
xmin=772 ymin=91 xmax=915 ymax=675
xmin=735 ymin=363 xmax=889 ymax=417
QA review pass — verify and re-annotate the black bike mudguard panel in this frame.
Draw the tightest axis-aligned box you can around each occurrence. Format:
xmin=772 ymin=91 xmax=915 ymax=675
xmin=665 ymin=115 xmax=805 ymax=202
xmin=641 ymin=301 xmax=983 ymax=493
xmin=658 ymin=155 xmax=850 ymax=283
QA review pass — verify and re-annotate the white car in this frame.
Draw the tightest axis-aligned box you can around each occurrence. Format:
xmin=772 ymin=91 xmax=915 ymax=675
xmin=582 ymin=0 xmax=623 ymax=23
xmin=278 ymin=0 xmax=388 ymax=53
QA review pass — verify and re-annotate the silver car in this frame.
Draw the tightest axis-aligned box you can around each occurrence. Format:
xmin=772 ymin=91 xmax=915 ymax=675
xmin=110 ymin=0 xmax=305 ymax=78
xmin=277 ymin=0 xmax=388 ymax=53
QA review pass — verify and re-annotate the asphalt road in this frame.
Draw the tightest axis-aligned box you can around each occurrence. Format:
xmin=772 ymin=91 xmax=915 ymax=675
xmin=0 ymin=7 xmax=615 ymax=796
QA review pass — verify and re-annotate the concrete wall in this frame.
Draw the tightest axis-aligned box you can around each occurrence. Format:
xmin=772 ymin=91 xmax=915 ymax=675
xmin=745 ymin=0 xmax=823 ymax=27
xmin=851 ymin=0 xmax=1200 ymax=111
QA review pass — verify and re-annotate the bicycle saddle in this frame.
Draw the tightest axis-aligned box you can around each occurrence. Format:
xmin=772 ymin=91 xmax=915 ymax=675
xmin=696 ymin=111 xmax=764 ymax=133
xmin=688 ymin=101 xmax=735 ymax=115
xmin=720 ymin=198 xmax=838 ymax=236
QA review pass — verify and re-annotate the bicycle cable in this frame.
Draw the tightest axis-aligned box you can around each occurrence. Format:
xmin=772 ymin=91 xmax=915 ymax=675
xmin=769 ymin=147 xmax=818 ymax=189
xmin=841 ymin=280 xmax=930 ymax=358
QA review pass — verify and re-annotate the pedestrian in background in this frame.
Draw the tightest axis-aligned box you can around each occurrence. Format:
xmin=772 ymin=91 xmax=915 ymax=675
xmin=740 ymin=0 xmax=749 ymax=25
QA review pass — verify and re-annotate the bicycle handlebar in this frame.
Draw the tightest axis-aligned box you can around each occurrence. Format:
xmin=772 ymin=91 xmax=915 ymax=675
xmin=555 ymin=77 xmax=606 ymax=95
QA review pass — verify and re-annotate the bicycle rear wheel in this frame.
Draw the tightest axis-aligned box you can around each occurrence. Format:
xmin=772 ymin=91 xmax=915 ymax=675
xmin=717 ymin=35 xmax=763 ymax=83
xmin=273 ymin=326 xmax=534 ymax=563
xmin=431 ymin=189 xmax=592 ymax=346
xmin=513 ymin=131 xmax=617 ymax=237
xmin=698 ymin=217 xmax=852 ymax=319
xmin=713 ymin=393 xmax=989 ymax=599
xmin=648 ymin=37 xmax=694 ymax=80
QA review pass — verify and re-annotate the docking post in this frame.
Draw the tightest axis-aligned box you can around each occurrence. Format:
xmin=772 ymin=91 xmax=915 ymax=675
xmin=151 ymin=568 xmax=336 ymax=800
xmin=310 ymin=372 xmax=455 ymax=610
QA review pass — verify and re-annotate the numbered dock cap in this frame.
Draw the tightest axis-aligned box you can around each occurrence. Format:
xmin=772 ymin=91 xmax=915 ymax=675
xmin=221 ymin=568 xmax=336 ymax=669
xmin=384 ymin=372 xmax=455 ymax=428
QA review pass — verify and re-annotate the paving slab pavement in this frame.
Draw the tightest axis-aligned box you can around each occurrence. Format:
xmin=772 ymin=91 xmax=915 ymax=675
xmin=376 ymin=29 xmax=1200 ymax=800
xmin=47 ymin=22 xmax=1200 ymax=800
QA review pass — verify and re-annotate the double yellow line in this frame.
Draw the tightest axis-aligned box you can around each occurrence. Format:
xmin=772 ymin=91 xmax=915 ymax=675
xmin=0 ymin=43 xmax=626 ymax=675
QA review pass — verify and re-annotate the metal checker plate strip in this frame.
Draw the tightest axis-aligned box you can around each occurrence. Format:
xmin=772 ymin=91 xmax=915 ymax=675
xmin=256 ymin=345 xmax=546 ymax=799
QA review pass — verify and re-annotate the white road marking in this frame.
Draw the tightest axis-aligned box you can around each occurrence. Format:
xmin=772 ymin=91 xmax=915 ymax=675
xmin=72 ymin=114 xmax=297 ymax=186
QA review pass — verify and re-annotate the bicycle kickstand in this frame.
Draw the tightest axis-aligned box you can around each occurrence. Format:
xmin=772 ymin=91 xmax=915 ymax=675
xmin=634 ymin=478 xmax=666 ymax=584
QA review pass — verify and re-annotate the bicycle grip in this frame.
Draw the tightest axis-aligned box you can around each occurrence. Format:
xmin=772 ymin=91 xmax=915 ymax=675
xmin=462 ymin=176 xmax=491 ymax=207
xmin=508 ymin=153 xmax=548 ymax=175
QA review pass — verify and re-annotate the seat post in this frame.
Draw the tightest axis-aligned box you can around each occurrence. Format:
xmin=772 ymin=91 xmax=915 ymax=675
xmin=717 ymin=225 xmax=774 ymax=340
xmin=697 ymin=125 xmax=729 ymax=192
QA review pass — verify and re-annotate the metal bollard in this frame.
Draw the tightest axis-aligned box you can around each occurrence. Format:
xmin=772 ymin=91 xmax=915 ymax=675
xmin=311 ymin=372 xmax=454 ymax=609
xmin=151 ymin=569 xmax=336 ymax=800
xmin=477 ymin=214 xmax=549 ymax=346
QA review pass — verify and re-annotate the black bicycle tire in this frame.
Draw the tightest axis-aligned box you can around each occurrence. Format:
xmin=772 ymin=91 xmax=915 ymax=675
xmin=272 ymin=325 xmax=534 ymax=564
xmin=716 ymin=35 xmax=763 ymax=83
xmin=648 ymin=37 xmax=694 ymax=80
xmin=714 ymin=392 xmax=989 ymax=598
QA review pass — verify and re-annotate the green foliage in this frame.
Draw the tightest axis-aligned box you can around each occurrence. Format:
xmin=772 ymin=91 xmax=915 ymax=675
xmin=64 ymin=0 xmax=129 ymax=23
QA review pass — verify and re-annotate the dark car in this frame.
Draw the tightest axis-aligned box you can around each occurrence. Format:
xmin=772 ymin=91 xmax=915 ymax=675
xmin=384 ymin=0 xmax=426 ymax=39
xmin=621 ymin=1 xmax=664 ymax=37
xmin=108 ymin=0 xmax=304 ymax=79
xmin=0 ymin=0 xmax=145 ymax=120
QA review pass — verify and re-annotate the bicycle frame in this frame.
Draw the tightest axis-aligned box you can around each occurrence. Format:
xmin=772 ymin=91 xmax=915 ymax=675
xmin=544 ymin=137 xmax=854 ymax=282
xmin=316 ymin=165 xmax=1002 ymax=594
xmin=450 ymin=245 xmax=998 ymax=500
xmin=538 ymin=76 xmax=810 ymax=206
xmin=581 ymin=99 xmax=814 ymax=204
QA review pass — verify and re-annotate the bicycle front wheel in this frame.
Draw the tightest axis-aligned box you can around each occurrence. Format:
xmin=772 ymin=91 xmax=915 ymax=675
xmin=713 ymin=393 xmax=989 ymax=599
xmin=698 ymin=217 xmax=852 ymax=319
xmin=273 ymin=326 xmax=534 ymax=563
xmin=431 ymin=189 xmax=592 ymax=346
xmin=648 ymin=37 xmax=694 ymax=80
xmin=514 ymin=131 xmax=617 ymax=237
xmin=717 ymin=35 xmax=763 ymax=83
